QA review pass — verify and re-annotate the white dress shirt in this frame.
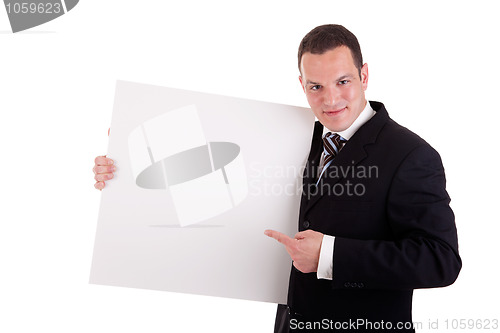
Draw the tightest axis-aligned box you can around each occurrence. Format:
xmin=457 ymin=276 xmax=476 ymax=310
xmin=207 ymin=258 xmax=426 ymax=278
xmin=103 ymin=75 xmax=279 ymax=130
xmin=316 ymin=101 xmax=376 ymax=280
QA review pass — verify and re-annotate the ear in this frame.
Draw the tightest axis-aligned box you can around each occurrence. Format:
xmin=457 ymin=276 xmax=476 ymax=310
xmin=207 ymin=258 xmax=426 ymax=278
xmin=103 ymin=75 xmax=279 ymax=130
xmin=298 ymin=76 xmax=306 ymax=93
xmin=360 ymin=63 xmax=369 ymax=91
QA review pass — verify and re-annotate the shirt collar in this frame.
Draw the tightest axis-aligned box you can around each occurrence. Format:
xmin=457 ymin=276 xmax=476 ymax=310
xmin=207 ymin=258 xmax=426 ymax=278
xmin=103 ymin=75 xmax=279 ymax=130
xmin=322 ymin=101 xmax=376 ymax=140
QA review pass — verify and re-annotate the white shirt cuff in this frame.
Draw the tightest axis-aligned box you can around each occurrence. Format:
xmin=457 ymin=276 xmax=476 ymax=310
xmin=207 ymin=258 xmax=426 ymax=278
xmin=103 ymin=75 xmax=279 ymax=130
xmin=317 ymin=235 xmax=335 ymax=280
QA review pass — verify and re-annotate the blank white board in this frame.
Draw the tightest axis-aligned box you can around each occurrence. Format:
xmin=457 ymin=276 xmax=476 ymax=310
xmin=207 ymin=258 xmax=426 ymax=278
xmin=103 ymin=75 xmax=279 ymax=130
xmin=90 ymin=80 xmax=315 ymax=304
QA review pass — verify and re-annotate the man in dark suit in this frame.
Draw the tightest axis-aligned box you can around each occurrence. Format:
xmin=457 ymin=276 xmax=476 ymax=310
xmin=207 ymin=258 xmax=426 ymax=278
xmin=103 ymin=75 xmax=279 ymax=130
xmin=265 ymin=24 xmax=461 ymax=332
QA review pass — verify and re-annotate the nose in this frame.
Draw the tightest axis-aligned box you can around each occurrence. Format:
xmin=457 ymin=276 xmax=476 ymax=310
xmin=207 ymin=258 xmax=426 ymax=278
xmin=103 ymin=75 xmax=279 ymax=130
xmin=323 ymin=86 xmax=339 ymax=106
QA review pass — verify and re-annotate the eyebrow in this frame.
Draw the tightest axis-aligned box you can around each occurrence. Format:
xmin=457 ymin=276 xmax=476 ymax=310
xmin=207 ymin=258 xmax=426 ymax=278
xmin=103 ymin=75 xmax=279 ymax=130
xmin=305 ymin=74 xmax=354 ymax=86
xmin=337 ymin=74 xmax=354 ymax=81
xmin=305 ymin=80 xmax=321 ymax=86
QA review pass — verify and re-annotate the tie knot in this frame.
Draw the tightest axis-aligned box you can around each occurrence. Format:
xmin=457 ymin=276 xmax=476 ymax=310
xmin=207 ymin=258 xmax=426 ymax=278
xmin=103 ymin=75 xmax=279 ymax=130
xmin=323 ymin=132 xmax=346 ymax=157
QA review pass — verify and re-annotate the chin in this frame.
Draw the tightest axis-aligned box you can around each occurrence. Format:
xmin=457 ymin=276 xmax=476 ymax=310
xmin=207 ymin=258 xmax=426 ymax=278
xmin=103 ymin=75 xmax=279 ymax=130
xmin=323 ymin=120 xmax=348 ymax=133
xmin=319 ymin=115 xmax=348 ymax=132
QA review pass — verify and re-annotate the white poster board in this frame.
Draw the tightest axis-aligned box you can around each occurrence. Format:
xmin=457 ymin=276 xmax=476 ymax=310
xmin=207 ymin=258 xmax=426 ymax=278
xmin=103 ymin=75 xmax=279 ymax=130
xmin=90 ymin=80 xmax=315 ymax=304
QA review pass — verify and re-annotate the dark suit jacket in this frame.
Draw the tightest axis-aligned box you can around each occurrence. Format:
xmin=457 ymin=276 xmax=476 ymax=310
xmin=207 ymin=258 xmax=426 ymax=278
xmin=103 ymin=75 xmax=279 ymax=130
xmin=276 ymin=101 xmax=461 ymax=332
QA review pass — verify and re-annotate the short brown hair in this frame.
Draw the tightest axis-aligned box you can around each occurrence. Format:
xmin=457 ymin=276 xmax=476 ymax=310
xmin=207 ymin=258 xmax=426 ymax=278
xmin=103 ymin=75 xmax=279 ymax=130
xmin=298 ymin=24 xmax=363 ymax=76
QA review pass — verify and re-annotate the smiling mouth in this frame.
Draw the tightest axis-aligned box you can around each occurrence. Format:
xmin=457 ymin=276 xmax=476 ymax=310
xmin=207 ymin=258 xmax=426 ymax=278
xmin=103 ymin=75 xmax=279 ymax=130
xmin=323 ymin=107 xmax=346 ymax=116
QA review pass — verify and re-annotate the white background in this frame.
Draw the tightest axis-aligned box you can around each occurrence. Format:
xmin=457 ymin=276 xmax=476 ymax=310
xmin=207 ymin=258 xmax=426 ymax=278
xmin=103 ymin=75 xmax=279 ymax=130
xmin=1 ymin=1 xmax=499 ymax=332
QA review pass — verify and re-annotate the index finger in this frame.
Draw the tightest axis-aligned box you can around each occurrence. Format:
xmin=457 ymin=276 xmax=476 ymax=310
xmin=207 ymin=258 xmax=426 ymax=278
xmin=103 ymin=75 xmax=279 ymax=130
xmin=264 ymin=229 xmax=295 ymax=248
xmin=95 ymin=155 xmax=114 ymax=166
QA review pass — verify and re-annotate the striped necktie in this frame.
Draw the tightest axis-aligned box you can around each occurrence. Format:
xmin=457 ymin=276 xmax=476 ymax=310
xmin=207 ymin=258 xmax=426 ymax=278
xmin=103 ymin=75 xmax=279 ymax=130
xmin=317 ymin=132 xmax=347 ymax=183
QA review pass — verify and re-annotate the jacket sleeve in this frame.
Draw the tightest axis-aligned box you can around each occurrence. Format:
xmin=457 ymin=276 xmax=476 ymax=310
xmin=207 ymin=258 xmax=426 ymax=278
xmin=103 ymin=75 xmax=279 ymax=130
xmin=332 ymin=144 xmax=462 ymax=290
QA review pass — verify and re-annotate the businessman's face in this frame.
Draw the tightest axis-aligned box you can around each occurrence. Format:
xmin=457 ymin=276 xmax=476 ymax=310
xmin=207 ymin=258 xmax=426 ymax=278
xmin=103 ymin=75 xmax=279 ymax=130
xmin=299 ymin=46 xmax=368 ymax=132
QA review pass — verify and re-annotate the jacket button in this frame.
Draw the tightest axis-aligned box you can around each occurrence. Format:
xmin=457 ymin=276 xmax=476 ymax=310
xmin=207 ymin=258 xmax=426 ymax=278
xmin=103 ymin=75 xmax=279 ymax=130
xmin=303 ymin=220 xmax=310 ymax=229
xmin=358 ymin=283 xmax=364 ymax=288
xmin=344 ymin=282 xmax=351 ymax=288
xmin=351 ymin=283 xmax=358 ymax=288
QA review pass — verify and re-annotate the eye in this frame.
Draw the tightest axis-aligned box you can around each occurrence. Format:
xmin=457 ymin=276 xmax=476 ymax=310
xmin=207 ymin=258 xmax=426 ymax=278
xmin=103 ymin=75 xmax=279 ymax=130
xmin=310 ymin=85 xmax=322 ymax=91
xmin=338 ymin=80 xmax=349 ymax=85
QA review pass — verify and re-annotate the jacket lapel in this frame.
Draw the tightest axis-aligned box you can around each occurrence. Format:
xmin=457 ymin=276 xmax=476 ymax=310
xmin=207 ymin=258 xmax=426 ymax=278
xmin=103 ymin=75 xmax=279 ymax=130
xmin=301 ymin=121 xmax=324 ymax=192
